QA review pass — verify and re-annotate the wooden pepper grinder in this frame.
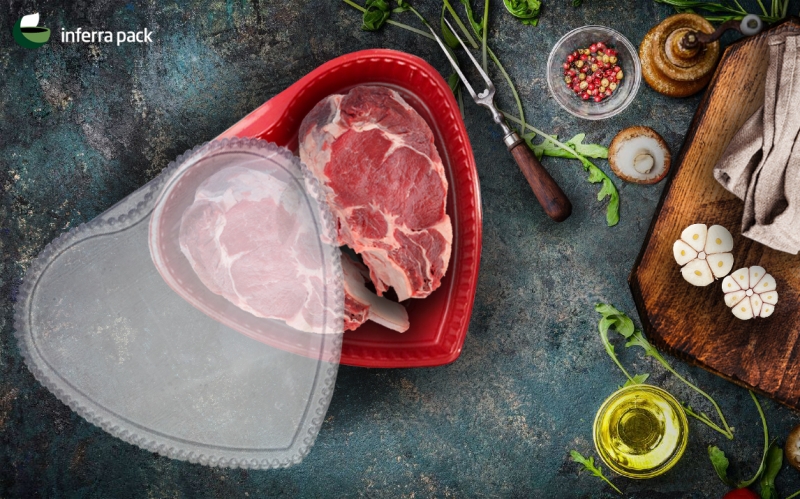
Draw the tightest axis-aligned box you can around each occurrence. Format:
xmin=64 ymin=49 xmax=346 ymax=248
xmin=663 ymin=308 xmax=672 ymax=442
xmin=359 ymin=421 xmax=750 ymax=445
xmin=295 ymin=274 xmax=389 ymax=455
xmin=640 ymin=13 xmax=763 ymax=97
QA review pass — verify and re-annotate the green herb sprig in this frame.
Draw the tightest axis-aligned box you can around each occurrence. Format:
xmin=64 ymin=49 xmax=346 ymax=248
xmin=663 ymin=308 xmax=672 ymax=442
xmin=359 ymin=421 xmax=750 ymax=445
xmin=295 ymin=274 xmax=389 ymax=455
xmin=342 ymin=0 xmax=621 ymax=226
xmin=595 ymin=303 xmax=734 ymax=439
xmin=525 ymin=131 xmax=617 ymax=226
xmin=758 ymin=442 xmax=781 ymax=499
xmin=570 ymin=450 xmax=623 ymax=495
xmin=708 ymin=392 xmax=770 ymax=488
xmin=655 ymin=0 xmax=792 ymax=23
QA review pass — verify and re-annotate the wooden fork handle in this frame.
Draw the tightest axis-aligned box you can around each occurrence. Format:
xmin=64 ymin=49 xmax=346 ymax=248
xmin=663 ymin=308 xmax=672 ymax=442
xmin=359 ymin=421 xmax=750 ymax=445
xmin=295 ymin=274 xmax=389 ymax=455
xmin=507 ymin=135 xmax=572 ymax=222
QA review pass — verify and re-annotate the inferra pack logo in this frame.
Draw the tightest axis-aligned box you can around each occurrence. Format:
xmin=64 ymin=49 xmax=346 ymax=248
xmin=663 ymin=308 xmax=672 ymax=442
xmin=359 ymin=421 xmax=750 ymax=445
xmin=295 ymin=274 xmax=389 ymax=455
xmin=13 ymin=13 xmax=51 ymax=49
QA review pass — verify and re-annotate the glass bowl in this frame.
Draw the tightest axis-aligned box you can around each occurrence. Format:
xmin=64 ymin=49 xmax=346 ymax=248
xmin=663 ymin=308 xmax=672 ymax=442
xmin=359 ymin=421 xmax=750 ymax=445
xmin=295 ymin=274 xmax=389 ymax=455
xmin=546 ymin=25 xmax=641 ymax=120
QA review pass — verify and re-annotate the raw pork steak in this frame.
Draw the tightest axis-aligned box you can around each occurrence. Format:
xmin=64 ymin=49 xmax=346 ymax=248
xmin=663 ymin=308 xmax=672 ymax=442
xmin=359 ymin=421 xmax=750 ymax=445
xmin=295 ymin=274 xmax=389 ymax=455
xmin=179 ymin=165 xmax=332 ymax=334
xmin=342 ymin=252 xmax=409 ymax=332
xmin=299 ymin=85 xmax=452 ymax=302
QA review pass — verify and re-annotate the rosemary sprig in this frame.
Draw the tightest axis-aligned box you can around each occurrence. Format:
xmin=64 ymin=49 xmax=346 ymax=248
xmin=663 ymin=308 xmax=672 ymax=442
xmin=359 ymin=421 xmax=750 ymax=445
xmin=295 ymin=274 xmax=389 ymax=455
xmin=654 ymin=0 xmax=792 ymax=23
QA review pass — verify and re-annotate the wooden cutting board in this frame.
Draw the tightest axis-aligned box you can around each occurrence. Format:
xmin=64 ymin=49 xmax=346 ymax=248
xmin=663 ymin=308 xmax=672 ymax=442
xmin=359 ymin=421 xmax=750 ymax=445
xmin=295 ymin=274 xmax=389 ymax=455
xmin=630 ymin=18 xmax=800 ymax=410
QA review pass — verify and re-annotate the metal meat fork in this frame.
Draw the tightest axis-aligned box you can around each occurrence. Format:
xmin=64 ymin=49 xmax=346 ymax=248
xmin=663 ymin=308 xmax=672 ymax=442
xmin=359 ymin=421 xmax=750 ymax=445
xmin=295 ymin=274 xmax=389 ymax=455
xmin=429 ymin=19 xmax=572 ymax=222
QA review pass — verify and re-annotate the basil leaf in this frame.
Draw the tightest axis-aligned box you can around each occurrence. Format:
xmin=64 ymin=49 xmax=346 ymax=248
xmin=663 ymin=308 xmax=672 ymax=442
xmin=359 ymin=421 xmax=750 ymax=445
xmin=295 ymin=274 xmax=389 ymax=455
xmin=503 ymin=0 xmax=542 ymax=19
xmin=361 ymin=0 xmax=391 ymax=31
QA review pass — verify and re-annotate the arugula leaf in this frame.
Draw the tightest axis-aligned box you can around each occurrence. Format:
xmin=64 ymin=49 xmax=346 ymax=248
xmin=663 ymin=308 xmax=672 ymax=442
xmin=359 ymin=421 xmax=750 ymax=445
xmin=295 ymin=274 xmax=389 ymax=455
xmin=595 ymin=303 xmax=646 ymax=384
xmin=739 ymin=393 xmax=770 ymax=488
xmin=595 ymin=303 xmax=635 ymax=337
xmin=361 ymin=0 xmax=391 ymax=30
xmin=596 ymin=304 xmax=735 ymax=440
xmin=709 ymin=445 xmax=736 ymax=487
xmin=622 ymin=373 xmax=650 ymax=387
xmin=597 ymin=178 xmax=619 ymax=226
xmin=708 ymin=393 xmax=769 ymax=488
xmin=759 ymin=443 xmax=782 ymax=499
xmin=347 ymin=0 xmax=623 ymax=227
xmin=529 ymin=133 xmax=608 ymax=160
xmin=570 ymin=450 xmax=623 ymax=495
xmin=523 ymin=132 xmax=619 ymax=226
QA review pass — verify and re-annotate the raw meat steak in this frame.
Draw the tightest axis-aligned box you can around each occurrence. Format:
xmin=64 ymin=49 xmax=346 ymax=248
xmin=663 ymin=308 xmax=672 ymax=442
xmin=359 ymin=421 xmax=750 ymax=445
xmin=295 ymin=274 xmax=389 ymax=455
xmin=299 ymin=85 xmax=452 ymax=302
xmin=342 ymin=252 xmax=409 ymax=333
xmin=178 ymin=165 xmax=333 ymax=334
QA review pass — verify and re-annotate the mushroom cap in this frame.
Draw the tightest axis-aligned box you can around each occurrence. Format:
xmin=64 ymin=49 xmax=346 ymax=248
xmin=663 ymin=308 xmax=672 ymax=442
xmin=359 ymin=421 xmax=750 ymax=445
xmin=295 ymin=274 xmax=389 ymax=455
xmin=608 ymin=126 xmax=671 ymax=184
xmin=786 ymin=424 xmax=800 ymax=471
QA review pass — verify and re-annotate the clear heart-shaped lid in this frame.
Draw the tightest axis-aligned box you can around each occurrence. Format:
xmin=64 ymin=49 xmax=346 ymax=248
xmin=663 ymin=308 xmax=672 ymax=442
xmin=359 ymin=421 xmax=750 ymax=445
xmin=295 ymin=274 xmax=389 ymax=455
xmin=15 ymin=138 xmax=343 ymax=469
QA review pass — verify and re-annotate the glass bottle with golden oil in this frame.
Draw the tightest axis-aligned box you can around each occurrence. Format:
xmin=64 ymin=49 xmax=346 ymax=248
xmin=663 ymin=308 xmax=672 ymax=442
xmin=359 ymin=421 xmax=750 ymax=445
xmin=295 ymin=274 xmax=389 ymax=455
xmin=593 ymin=384 xmax=688 ymax=479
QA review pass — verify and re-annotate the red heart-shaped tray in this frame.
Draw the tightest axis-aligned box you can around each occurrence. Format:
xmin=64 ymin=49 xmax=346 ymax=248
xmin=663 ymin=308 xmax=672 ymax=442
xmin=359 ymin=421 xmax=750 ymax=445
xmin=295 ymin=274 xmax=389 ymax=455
xmin=216 ymin=49 xmax=481 ymax=367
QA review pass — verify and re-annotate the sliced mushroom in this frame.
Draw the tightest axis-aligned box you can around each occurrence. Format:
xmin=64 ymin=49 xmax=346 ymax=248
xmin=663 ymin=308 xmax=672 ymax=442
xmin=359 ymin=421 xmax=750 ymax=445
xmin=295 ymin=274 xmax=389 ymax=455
xmin=786 ymin=424 xmax=800 ymax=471
xmin=608 ymin=126 xmax=671 ymax=184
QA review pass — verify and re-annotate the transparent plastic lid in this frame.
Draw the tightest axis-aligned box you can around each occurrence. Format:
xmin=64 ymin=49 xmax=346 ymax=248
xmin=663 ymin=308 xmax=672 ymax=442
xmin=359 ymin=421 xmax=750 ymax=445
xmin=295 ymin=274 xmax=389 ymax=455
xmin=14 ymin=138 xmax=343 ymax=469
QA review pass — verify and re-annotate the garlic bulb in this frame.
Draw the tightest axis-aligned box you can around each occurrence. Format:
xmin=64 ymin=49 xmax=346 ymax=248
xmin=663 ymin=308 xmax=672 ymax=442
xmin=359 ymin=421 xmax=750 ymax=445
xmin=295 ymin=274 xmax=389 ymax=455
xmin=722 ymin=266 xmax=778 ymax=319
xmin=673 ymin=224 xmax=734 ymax=286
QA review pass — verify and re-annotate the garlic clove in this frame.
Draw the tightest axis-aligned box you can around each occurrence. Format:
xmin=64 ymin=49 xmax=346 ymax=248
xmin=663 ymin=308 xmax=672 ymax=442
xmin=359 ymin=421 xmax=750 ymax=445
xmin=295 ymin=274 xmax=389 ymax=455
xmin=724 ymin=266 xmax=778 ymax=319
xmin=673 ymin=240 xmax=698 ymax=266
xmin=760 ymin=290 xmax=778 ymax=305
xmin=725 ymin=290 xmax=747 ymax=308
xmin=732 ymin=297 xmax=754 ymax=320
xmin=749 ymin=266 xmax=766 ymax=287
xmin=721 ymin=275 xmax=741 ymax=292
xmin=681 ymin=259 xmax=714 ymax=286
xmin=750 ymin=295 xmax=763 ymax=317
xmin=731 ymin=268 xmax=750 ymax=290
xmin=681 ymin=224 xmax=708 ymax=252
xmin=704 ymin=225 xmax=734 ymax=254
xmin=755 ymin=272 xmax=776 ymax=293
xmin=707 ymin=253 xmax=734 ymax=278
xmin=675 ymin=223 xmax=735 ymax=286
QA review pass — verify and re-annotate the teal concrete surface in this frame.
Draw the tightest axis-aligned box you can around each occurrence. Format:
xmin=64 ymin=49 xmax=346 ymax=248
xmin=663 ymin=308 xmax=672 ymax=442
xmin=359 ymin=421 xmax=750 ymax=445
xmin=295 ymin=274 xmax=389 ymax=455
xmin=2 ymin=1 xmax=800 ymax=497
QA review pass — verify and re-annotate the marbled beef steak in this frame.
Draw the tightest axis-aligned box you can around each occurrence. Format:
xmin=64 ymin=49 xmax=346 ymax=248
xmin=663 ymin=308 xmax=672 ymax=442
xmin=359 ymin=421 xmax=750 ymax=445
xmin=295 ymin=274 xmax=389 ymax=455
xmin=299 ymin=85 xmax=452 ymax=302
xmin=178 ymin=165 xmax=331 ymax=334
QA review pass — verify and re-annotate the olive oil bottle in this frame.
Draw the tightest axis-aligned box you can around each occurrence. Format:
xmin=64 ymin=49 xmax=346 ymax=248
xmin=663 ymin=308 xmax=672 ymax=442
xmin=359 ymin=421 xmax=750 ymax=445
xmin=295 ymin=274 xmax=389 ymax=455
xmin=593 ymin=384 xmax=688 ymax=478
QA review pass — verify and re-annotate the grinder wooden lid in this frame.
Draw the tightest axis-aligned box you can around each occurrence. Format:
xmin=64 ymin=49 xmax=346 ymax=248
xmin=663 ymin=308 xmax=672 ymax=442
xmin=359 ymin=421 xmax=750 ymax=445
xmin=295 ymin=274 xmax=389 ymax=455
xmin=640 ymin=13 xmax=721 ymax=97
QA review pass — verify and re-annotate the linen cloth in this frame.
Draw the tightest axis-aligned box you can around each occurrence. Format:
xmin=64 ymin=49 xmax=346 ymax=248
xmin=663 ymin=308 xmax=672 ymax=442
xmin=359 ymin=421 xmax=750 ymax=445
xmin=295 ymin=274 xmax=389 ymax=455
xmin=714 ymin=33 xmax=800 ymax=254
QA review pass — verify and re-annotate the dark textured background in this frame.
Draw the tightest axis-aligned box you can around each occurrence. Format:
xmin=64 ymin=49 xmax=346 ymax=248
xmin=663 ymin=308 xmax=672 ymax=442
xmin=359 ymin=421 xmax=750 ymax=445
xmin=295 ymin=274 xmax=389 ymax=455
xmin=3 ymin=1 xmax=800 ymax=497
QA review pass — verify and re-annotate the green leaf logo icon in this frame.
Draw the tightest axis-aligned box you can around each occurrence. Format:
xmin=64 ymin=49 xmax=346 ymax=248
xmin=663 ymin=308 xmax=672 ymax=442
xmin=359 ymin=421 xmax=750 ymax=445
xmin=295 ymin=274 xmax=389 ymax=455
xmin=13 ymin=13 xmax=51 ymax=49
